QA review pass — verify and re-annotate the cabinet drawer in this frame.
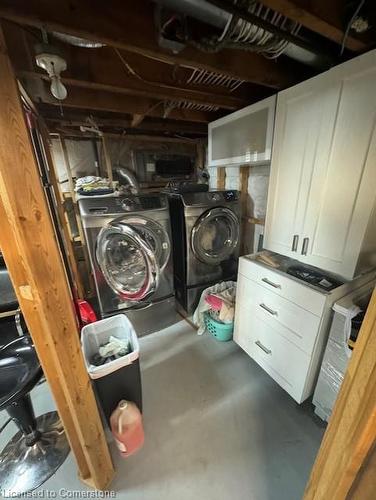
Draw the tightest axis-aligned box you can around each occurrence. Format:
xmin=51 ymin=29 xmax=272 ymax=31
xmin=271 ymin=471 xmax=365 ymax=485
xmin=237 ymin=276 xmax=321 ymax=355
xmin=239 ymin=257 xmax=325 ymax=316
xmin=234 ymin=307 xmax=311 ymax=403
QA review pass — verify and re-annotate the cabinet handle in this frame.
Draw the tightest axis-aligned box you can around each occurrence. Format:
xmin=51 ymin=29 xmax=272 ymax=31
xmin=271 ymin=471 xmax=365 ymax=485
xmin=259 ymin=303 xmax=278 ymax=316
xmin=255 ymin=340 xmax=272 ymax=355
xmin=261 ymin=277 xmax=281 ymax=289
xmin=301 ymin=237 xmax=309 ymax=256
xmin=291 ymin=234 xmax=299 ymax=252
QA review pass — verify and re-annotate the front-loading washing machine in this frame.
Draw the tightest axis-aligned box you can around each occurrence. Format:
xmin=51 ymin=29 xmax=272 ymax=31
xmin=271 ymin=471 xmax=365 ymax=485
xmin=167 ymin=190 xmax=241 ymax=315
xmin=78 ymin=194 xmax=178 ymax=335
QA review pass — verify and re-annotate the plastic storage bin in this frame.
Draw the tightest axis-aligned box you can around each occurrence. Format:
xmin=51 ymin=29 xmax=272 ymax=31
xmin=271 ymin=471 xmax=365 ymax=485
xmin=204 ymin=312 xmax=233 ymax=342
xmin=81 ymin=315 xmax=142 ymax=423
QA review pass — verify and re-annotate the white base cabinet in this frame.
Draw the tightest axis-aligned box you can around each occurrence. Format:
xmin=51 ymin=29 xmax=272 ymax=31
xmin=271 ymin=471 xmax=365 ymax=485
xmin=234 ymin=254 xmax=376 ymax=403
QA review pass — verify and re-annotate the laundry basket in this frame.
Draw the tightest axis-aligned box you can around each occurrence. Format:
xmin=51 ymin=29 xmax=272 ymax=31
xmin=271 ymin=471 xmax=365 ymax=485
xmin=204 ymin=312 xmax=233 ymax=342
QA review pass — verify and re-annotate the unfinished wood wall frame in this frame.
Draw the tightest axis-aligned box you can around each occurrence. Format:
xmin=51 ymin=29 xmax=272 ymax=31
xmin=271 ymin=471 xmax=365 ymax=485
xmin=0 ymin=25 xmax=114 ymax=489
xmin=58 ymin=134 xmax=94 ymax=295
xmin=101 ymin=134 xmax=114 ymax=187
xmin=217 ymin=167 xmax=226 ymax=190
xmin=304 ymin=288 xmax=376 ymax=500
xmin=38 ymin=121 xmax=86 ymax=299
xmin=239 ymin=165 xmax=250 ymax=254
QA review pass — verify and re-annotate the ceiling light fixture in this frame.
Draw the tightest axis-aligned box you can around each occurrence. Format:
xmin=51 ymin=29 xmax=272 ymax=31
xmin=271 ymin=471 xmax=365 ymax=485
xmin=35 ymin=43 xmax=68 ymax=100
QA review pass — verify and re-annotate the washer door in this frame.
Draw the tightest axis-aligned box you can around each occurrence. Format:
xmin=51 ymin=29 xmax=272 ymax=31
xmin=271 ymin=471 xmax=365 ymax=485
xmin=191 ymin=207 xmax=239 ymax=265
xmin=96 ymin=217 xmax=168 ymax=301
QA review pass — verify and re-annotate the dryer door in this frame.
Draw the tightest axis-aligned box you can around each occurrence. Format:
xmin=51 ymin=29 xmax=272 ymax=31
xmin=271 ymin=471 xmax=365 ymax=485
xmin=191 ymin=207 xmax=239 ymax=265
xmin=96 ymin=218 xmax=163 ymax=301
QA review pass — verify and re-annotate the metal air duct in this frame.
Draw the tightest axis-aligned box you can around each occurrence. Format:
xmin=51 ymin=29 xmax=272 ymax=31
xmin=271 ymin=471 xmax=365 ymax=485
xmin=115 ymin=166 xmax=140 ymax=194
xmin=154 ymin=0 xmax=329 ymax=68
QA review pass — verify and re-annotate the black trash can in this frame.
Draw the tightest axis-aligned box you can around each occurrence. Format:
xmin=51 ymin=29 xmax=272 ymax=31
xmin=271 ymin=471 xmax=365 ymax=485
xmin=81 ymin=315 xmax=142 ymax=424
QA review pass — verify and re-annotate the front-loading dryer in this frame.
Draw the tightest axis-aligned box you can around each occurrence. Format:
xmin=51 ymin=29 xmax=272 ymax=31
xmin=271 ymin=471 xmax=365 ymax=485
xmin=79 ymin=194 xmax=177 ymax=335
xmin=167 ymin=190 xmax=241 ymax=314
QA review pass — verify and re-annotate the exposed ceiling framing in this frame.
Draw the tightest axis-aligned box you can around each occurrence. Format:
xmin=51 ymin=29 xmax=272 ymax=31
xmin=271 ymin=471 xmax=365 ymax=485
xmin=0 ymin=0 xmax=374 ymax=139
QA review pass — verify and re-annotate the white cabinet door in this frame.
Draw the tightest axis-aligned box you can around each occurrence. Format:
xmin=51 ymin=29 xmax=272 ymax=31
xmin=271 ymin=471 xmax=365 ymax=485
xmin=301 ymin=55 xmax=376 ymax=278
xmin=264 ymin=76 xmax=340 ymax=258
xmin=208 ymin=95 xmax=276 ymax=166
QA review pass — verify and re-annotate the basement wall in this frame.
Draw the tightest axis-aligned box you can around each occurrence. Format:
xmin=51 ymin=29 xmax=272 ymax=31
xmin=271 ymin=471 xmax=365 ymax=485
xmin=51 ymin=137 xmax=197 ymax=191
xmin=50 ymin=137 xmax=268 ymax=255
xmin=208 ymin=165 xmax=270 ymax=255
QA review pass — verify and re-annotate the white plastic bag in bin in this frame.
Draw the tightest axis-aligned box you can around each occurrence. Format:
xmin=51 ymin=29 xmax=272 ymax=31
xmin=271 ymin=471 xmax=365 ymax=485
xmin=81 ymin=314 xmax=140 ymax=380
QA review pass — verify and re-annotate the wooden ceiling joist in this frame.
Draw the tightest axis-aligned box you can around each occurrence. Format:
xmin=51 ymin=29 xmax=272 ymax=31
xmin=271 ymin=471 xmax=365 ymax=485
xmin=18 ymin=69 xmax=246 ymax=111
xmin=41 ymin=112 xmax=208 ymax=135
xmin=52 ymin=129 xmax=198 ymax=144
xmin=0 ymin=0 xmax=295 ymax=88
xmin=259 ymin=0 xmax=367 ymax=51
xmin=27 ymin=81 xmax=215 ymax=123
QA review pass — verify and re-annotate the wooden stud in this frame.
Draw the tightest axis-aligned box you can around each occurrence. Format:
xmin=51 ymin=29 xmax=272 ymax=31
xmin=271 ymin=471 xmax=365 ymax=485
xmin=217 ymin=167 xmax=226 ymax=190
xmin=38 ymin=120 xmax=86 ymax=298
xmin=239 ymin=166 xmax=250 ymax=255
xmin=58 ymin=135 xmax=94 ymax=293
xmin=348 ymin=444 xmax=376 ymax=499
xmin=0 ymin=25 xmax=114 ymax=489
xmin=101 ymin=134 xmax=114 ymax=187
xmin=247 ymin=217 xmax=265 ymax=226
xmin=196 ymin=140 xmax=206 ymax=173
xmin=304 ymin=288 xmax=376 ymax=499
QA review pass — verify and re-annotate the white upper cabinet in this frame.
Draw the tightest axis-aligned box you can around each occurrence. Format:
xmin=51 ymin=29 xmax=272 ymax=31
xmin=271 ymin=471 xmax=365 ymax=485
xmin=208 ymin=95 xmax=276 ymax=167
xmin=264 ymin=50 xmax=376 ymax=280
xmin=264 ymin=74 xmax=341 ymax=258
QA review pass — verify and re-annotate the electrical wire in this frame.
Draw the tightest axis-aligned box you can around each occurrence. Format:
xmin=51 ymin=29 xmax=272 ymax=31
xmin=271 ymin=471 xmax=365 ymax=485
xmin=340 ymin=0 xmax=366 ymax=56
xmin=114 ymin=47 xmax=211 ymax=96
xmin=187 ymin=0 xmax=301 ymax=60
xmin=114 ymin=48 xmax=226 ymax=114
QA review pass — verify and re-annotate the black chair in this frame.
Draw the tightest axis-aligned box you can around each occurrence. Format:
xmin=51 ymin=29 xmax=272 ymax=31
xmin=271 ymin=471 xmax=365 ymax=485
xmin=0 ymin=336 xmax=70 ymax=495
xmin=0 ymin=266 xmax=25 ymax=344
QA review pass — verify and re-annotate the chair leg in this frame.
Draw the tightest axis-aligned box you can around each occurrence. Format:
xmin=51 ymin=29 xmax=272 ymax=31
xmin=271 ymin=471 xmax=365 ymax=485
xmin=14 ymin=311 xmax=24 ymax=337
xmin=6 ymin=394 xmax=40 ymax=445
xmin=0 ymin=408 xmax=70 ymax=494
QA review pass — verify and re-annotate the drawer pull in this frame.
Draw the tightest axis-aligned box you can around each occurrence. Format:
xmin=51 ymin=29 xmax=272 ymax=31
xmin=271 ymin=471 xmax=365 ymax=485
xmin=259 ymin=303 xmax=278 ymax=316
xmin=255 ymin=340 xmax=272 ymax=355
xmin=261 ymin=277 xmax=281 ymax=289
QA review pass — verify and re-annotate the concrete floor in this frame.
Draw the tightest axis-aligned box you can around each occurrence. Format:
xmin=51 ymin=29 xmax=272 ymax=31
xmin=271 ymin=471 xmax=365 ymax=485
xmin=0 ymin=320 xmax=325 ymax=500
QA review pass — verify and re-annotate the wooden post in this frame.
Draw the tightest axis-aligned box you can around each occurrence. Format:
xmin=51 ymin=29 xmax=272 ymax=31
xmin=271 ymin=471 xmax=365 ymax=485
xmin=196 ymin=139 xmax=205 ymax=174
xmin=217 ymin=167 xmax=226 ymax=190
xmin=38 ymin=121 xmax=86 ymax=299
xmin=304 ymin=288 xmax=376 ymax=499
xmin=102 ymin=134 xmax=113 ymax=187
xmin=0 ymin=26 xmax=114 ymax=489
xmin=239 ymin=165 xmax=250 ymax=255
xmin=59 ymin=134 xmax=94 ymax=294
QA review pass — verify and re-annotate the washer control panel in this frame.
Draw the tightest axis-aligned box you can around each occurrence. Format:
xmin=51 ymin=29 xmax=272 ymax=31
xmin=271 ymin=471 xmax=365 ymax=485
xmin=79 ymin=194 xmax=168 ymax=217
